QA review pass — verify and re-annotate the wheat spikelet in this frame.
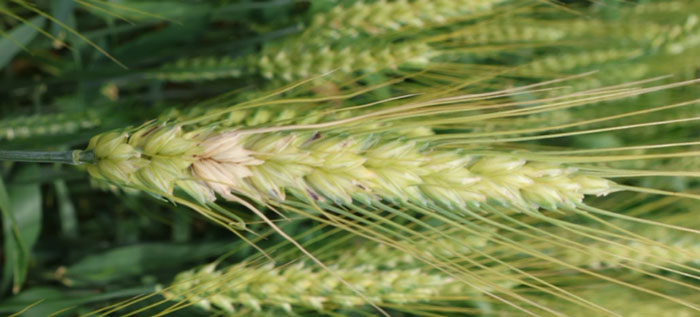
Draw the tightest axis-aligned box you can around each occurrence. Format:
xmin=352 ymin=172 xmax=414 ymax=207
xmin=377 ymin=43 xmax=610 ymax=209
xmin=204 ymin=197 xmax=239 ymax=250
xmin=165 ymin=103 xmax=436 ymax=138
xmin=662 ymin=14 xmax=700 ymax=55
xmin=523 ymin=48 xmax=644 ymax=76
xmin=161 ymin=261 xmax=474 ymax=314
xmin=153 ymin=40 xmax=435 ymax=83
xmin=309 ymin=0 xmax=509 ymax=40
xmin=84 ymin=125 xmax=203 ymax=198
xmin=0 ymin=111 xmax=101 ymax=141
xmin=451 ymin=19 xmax=668 ymax=47
xmin=553 ymin=224 xmax=700 ymax=270
xmin=568 ymin=20 xmax=670 ymax=45
xmin=152 ymin=55 xmax=246 ymax=82
xmin=256 ymin=40 xmax=433 ymax=82
xmin=453 ymin=23 xmax=567 ymax=45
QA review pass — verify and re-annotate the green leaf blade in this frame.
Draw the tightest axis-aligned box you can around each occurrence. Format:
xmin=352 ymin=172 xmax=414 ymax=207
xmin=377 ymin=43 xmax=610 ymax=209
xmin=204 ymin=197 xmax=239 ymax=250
xmin=0 ymin=16 xmax=46 ymax=70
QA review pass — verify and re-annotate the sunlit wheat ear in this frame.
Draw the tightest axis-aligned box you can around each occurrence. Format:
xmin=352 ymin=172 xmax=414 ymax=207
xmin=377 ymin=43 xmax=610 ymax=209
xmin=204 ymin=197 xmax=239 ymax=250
xmin=160 ymin=260 xmax=479 ymax=315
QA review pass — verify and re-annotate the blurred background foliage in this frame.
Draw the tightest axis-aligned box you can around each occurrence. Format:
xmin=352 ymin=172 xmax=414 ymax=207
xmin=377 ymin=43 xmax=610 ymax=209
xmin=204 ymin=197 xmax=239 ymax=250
xmin=0 ymin=0 xmax=699 ymax=316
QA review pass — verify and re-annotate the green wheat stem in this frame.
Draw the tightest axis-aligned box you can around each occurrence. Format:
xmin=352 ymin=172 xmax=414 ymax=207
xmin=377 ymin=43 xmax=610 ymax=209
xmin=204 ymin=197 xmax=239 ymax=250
xmin=0 ymin=150 xmax=96 ymax=165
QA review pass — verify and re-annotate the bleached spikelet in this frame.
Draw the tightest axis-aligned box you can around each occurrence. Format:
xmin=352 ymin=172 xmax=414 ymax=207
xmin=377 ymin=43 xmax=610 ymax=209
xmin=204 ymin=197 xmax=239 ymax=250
xmin=191 ymin=132 xmax=263 ymax=200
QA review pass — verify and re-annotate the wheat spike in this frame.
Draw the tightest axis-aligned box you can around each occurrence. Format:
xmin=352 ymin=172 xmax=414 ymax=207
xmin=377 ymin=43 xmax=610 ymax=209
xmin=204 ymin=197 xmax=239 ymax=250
xmin=161 ymin=229 xmax=508 ymax=315
xmin=309 ymin=0 xmax=508 ymax=39
xmin=523 ymin=48 xmax=644 ymax=75
xmin=152 ymin=55 xmax=246 ymax=82
xmin=256 ymin=40 xmax=433 ymax=82
xmin=555 ymin=224 xmax=700 ymax=270
xmin=83 ymin=123 xmax=615 ymax=221
xmin=161 ymin=260 xmax=477 ymax=314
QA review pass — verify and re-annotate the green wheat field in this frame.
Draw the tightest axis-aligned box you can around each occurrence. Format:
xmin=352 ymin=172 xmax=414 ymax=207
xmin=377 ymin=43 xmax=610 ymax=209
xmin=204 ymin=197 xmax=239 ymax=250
xmin=0 ymin=0 xmax=699 ymax=316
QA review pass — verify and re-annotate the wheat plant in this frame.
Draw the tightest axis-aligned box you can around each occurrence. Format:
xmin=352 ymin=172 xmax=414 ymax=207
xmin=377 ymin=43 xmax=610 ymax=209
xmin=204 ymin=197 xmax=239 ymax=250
xmin=1 ymin=1 xmax=699 ymax=317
